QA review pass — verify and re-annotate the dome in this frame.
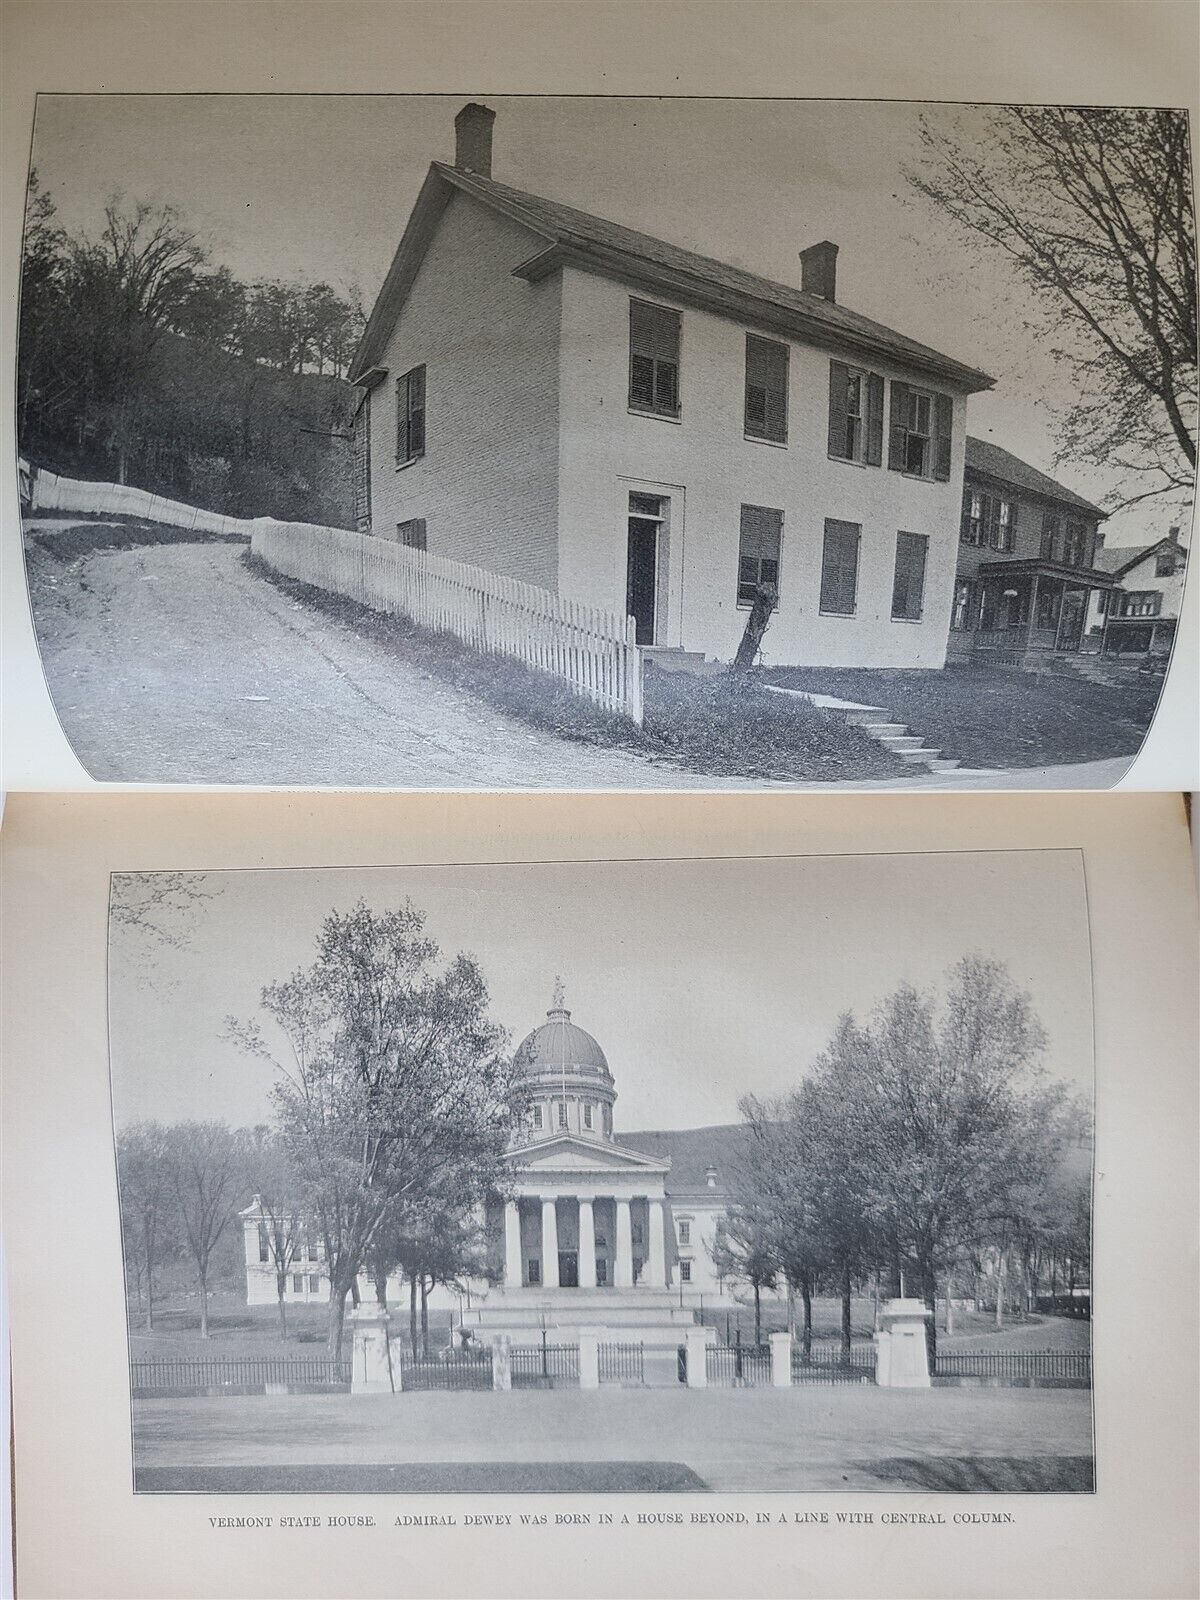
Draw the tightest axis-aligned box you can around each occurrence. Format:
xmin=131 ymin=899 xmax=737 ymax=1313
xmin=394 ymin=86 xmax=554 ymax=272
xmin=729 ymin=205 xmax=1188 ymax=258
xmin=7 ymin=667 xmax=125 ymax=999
xmin=513 ymin=985 xmax=612 ymax=1081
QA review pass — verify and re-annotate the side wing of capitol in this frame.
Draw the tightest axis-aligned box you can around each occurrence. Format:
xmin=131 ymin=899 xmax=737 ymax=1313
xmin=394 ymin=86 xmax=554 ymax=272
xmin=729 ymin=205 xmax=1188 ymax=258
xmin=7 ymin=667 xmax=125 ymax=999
xmin=242 ymin=990 xmax=747 ymax=1341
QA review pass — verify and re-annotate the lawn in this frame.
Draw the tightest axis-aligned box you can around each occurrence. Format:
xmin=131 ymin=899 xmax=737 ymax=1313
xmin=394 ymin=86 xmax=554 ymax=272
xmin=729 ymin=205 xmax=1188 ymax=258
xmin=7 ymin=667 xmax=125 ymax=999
xmin=764 ymin=663 xmax=1162 ymax=770
xmin=246 ymin=555 xmax=905 ymax=783
xmin=127 ymin=1292 xmax=456 ymax=1360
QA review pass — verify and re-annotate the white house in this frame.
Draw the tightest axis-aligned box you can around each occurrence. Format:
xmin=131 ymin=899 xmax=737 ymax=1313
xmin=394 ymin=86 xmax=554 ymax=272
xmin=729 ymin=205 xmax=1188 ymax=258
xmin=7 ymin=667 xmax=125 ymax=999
xmin=1088 ymin=526 xmax=1190 ymax=660
xmin=347 ymin=103 xmax=994 ymax=669
xmin=243 ymin=988 xmax=750 ymax=1339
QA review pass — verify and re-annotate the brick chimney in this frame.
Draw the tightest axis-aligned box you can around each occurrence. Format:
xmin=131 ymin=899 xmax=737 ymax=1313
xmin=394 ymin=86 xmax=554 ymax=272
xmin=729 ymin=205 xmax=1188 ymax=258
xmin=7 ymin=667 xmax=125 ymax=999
xmin=454 ymin=102 xmax=495 ymax=177
xmin=800 ymin=241 xmax=838 ymax=301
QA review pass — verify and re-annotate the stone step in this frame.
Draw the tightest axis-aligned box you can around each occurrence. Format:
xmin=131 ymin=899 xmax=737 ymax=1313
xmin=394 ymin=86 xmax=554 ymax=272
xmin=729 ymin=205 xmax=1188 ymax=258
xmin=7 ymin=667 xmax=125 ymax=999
xmin=898 ymin=748 xmax=941 ymax=763
xmin=470 ymin=1305 xmax=696 ymax=1328
xmin=926 ymin=758 xmax=961 ymax=773
xmin=876 ymin=734 xmax=925 ymax=751
xmin=861 ymin=722 xmax=908 ymax=738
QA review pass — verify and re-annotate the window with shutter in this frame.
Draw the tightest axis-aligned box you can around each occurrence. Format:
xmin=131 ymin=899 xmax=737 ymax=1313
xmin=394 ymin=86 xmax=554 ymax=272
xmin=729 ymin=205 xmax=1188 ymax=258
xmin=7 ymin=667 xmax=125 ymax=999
xmin=352 ymin=396 xmax=371 ymax=531
xmin=891 ymin=531 xmax=929 ymax=621
xmin=736 ymin=504 xmax=783 ymax=606
xmin=744 ymin=334 xmax=788 ymax=443
xmin=828 ymin=361 xmax=883 ymax=465
xmin=1062 ymin=521 xmax=1086 ymax=566
xmin=397 ymin=518 xmax=427 ymax=551
xmin=1040 ymin=514 xmax=1060 ymax=561
xmin=629 ymin=299 xmax=681 ymax=418
xmin=961 ymin=489 xmax=982 ymax=544
xmin=952 ymin=579 xmax=973 ymax=630
xmin=396 ymin=364 xmax=426 ymax=465
xmin=888 ymin=383 xmax=951 ymax=479
xmin=819 ymin=519 xmax=860 ymax=615
xmin=1155 ymin=549 xmax=1177 ymax=576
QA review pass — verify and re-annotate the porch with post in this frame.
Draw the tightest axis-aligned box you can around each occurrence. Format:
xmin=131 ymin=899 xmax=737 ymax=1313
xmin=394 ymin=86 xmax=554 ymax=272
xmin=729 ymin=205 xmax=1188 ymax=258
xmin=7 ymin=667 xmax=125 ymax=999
xmin=966 ymin=559 xmax=1114 ymax=663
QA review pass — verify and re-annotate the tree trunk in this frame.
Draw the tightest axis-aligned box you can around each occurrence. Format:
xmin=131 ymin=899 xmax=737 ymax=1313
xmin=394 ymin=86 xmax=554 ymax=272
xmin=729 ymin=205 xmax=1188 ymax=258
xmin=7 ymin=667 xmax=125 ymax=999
xmin=888 ymin=1244 xmax=902 ymax=1300
xmin=753 ymin=1282 xmax=761 ymax=1347
xmin=198 ymin=1267 xmax=209 ymax=1339
xmin=145 ymin=1261 xmax=155 ymax=1332
xmin=374 ymin=1266 xmax=388 ymax=1308
xmin=786 ymin=1282 xmax=796 ymax=1342
xmin=731 ymin=588 xmax=776 ymax=674
xmin=800 ymin=1271 xmax=813 ymax=1360
xmin=919 ymin=1250 xmax=937 ymax=1368
xmin=328 ymin=1277 xmax=351 ymax=1358
xmin=944 ymin=1269 xmax=955 ymax=1336
xmin=409 ymin=1275 xmax=419 ymax=1360
xmin=995 ymin=1251 xmax=1006 ymax=1331
xmin=840 ymin=1265 xmax=852 ymax=1364
xmin=420 ymin=1277 xmax=430 ymax=1359
xmin=276 ymin=1270 xmax=288 ymax=1342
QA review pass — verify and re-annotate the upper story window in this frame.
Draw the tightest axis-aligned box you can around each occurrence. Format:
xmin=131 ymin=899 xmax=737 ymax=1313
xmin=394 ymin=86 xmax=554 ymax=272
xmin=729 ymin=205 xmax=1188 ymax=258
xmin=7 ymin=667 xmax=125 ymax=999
xmin=1040 ymin=514 xmax=1060 ymax=561
xmin=961 ymin=490 xmax=1016 ymax=551
xmin=1120 ymin=591 xmax=1162 ymax=618
xmin=889 ymin=382 xmax=952 ymax=481
xmin=396 ymin=365 xmax=426 ymax=466
xmin=1062 ymin=520 xmax=1087 ymax=566
xmin=583 ymin=1101 xmax=593 ymax=1130
xmin=737 ymin=504 xmax=783 ymax=607
xmin=1155 ymin=549 xmax=1178 ymax=577
xmin=828 ymin=361 xmax=883 ymax=466
xmin=677 ymin=1219 xmax=691 ymax=1246
xmin=556 ymin=1100 xmax=568 ymax=1131
xmin=820 ymin=519 xmax=861 ymax=616
xmin=744 ymin=334 xmax=788 ymax=444
xmin=257 ymin=1223 xmax=270 ymax=1264
xmin=352 ymin=397 xmax=371 ymax=531
xmin=530 ymin=1103 xmax=544 ymax=1131
xmin=629 ymin=299 xmax=681 ymax=418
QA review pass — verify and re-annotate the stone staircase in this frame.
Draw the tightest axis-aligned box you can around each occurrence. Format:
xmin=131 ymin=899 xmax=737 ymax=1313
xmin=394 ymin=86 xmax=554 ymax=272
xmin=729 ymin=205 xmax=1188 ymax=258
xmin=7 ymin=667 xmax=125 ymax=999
xmin=762 ymin=685 xmax=963 ymax=775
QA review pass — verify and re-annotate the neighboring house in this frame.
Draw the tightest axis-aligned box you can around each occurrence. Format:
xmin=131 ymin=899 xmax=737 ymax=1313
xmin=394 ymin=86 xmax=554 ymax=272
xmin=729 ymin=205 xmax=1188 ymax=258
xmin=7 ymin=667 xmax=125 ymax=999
xmin=948 ymin=437 xmax=1115 ymax=665
xmin=242 ymin=990 xmax=752 ymax=1327
xmin=348 ymin=102 xmax=994 ymax=669
xmin=1089 ymin=527 xmax=1190 ymax=661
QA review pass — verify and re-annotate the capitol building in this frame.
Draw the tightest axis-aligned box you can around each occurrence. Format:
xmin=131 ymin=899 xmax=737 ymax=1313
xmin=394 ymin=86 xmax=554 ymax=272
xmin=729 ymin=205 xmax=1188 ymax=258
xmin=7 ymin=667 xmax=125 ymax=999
xmin=243 ymin=987 xmax=747 ymax=1339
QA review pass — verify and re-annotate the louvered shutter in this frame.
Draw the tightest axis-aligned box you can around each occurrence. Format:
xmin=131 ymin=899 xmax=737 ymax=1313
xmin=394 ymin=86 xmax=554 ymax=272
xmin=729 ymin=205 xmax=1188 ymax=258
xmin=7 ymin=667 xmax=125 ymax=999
xmin=933 ymin=391 xmax=953 ymax=480
xmin=629 ymin=300 xmax=681 ymax=414
xmin=745 ymin=336 xmax=788 ymax=443
xmin=866 ymin=373 xmax=884 ymax=465
xmin=892 ymin=531 xmax=928 ymax=620
xmin=827 ymin=361 xmax=850 ymax=458
xmin=888 ymin=381 xmax=910 ymax=471
xmin=820 ymin=520 xmax=860 ymax=614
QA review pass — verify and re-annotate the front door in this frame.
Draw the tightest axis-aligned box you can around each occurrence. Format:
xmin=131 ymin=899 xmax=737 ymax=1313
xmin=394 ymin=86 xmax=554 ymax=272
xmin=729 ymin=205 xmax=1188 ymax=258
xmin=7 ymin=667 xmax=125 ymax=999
xmin=626 ymin=516 xmax=658 ymax=645
xmin=558 ymin=1251 xmax=578 ymax=1288
xmin=1057 ymin=588 xmax=1085 ymax=652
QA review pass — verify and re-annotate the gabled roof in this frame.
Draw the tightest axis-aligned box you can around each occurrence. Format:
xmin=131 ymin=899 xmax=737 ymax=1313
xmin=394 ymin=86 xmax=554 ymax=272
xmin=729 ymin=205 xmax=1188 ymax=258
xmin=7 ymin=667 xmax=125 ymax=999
xmin=350 ymin=161 xmax=994 ymax=393
xmin=965 ymin=437 xmax=1107 ymax=520
xmin=619 ymin=1123 xmax=750 ymax=1197
xmin=1093 ymin=535 xmax=1189 ymax=578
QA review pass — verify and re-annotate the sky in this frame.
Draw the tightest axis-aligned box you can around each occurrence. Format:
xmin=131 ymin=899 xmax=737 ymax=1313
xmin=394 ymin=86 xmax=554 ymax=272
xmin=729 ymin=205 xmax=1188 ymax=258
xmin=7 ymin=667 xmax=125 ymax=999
xmin=107 ymin=849 xmax=1094 ymax=1134
xmin=26 ymin=93 xmax=1193 ymax=549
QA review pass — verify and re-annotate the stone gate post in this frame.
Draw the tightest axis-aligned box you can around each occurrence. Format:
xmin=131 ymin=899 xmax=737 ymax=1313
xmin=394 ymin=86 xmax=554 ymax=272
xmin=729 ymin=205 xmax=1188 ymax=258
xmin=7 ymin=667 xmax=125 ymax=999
xmin=578 ymin=1328 xmax=604 ymax=1391
xmin=684 ymin=1326 xmax=709 ymax=1389
xmin=875 ymin=1298 xmax=931 ymax=1387
xmin=491 ymin=1334 xmax=512 ymax=1392
xmin=769 ymin=1331 xmax=792 ymax=1387
xmin=350 ymin=1303 xmax=395 ymax=1395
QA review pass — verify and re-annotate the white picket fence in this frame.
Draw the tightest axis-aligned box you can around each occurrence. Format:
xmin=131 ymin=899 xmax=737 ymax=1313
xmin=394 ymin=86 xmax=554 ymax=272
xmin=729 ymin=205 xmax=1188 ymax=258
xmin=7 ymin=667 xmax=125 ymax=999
xmin=252 ymin=519 xmax=645 ymax=725
xmin=25 ymin=461 xmax=256 ymax=539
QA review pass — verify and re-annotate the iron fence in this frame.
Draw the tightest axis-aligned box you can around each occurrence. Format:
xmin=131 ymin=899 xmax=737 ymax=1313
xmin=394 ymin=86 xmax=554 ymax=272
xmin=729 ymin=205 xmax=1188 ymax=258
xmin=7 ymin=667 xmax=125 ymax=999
xmin=791 ymin=1342 xmax=877 ymax=1384
xmin=598 ymin=1342 xmax=645 ymax=1384
xmin=397 ymin=1349 xmax=493 ymax=1392
xmin=510 ymin=1341 xmax=580 ymax=1389
xmin=131 ymin=1355 xmax=351 ymax=1395
xmin=705 ymin=1342 xmax=772 ymax=1386
xmin=934 ymin=1348 xmax=1091 ymax=1385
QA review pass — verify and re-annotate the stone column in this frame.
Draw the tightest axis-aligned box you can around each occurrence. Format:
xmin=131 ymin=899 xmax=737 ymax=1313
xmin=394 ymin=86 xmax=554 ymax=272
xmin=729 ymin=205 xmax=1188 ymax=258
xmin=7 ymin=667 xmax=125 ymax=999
xmin=541 ymin=1197 xmax=560 ymax=1289
xmin=875 ymin=1298 xmax=931 ymax=1387
xmin=614 ymin=1197 xmax=634 ymax=1289
xmin=578 ymin=1196 xmax=597 ymax=1289
xmin=503 ymin=1200 xmax=522 ymax=1288
xmin=770 ymin=1331 xmax=792 ymax=1388
xmin=646 ymin=1197 xmax=667 ymax=1287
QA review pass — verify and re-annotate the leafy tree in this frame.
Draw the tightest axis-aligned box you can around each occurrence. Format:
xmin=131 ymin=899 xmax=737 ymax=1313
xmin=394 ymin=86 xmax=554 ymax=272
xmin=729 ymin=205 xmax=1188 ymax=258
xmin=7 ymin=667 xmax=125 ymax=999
xmin=17 ymin=170 xmax=69 ymax=442
xmin=908 ymin=106 xmax=1196 ymax=510
xmin=807 ymin=955 xmax=1070 ymax=1363
xmin=229 ymin=900 xmax=519 ymax=1357
xmin=116 ymin=1121 xmax=178 ymax=1329
xmin=735 ymin=1096 xmax=825 ymax=1355
xmin=163 ymin=1120 xmax=247 ymax=1338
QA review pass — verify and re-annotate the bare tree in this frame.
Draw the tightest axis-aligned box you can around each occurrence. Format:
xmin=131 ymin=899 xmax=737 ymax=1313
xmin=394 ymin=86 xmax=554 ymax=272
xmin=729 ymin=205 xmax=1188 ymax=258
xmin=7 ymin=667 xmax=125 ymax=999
xmin=245 ymin=1133 xmax=308 ymax=1341
xmin=116 ymin=1121 xmax=177 ymax=1330
xmin=163 ymin=1120 xmax=245 ymax=1338
xmin=229 ymin=900 xmax=519 ymax=1357
xmin=908 ymin=106 xmax=1196 ymax=509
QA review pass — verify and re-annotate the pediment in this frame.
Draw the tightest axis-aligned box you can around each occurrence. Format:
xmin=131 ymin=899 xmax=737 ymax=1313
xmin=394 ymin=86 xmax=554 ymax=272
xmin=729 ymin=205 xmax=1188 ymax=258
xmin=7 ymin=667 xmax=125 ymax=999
xmin=510 ymin=1135 xmax=670 ymax=1174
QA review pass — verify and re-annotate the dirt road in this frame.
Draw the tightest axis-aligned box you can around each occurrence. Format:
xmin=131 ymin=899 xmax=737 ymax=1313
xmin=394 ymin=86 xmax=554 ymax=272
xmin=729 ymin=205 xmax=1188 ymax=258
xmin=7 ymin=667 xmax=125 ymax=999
xmin=26 ymin=538 xmax=732 ymax=787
